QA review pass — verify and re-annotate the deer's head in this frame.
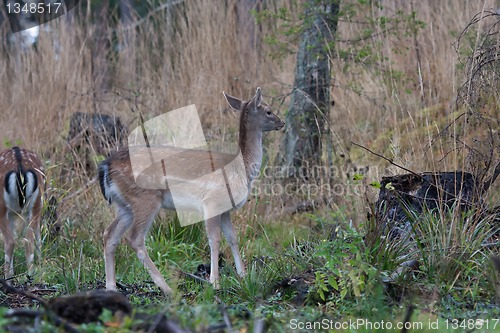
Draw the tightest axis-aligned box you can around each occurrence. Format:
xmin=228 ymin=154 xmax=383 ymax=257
xmin=223 ymin=87 xmax=285 ymax=132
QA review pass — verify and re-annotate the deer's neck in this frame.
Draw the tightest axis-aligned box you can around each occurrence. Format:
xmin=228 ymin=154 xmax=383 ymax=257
xmin=239 ymin=120 xmax=263 ymax=184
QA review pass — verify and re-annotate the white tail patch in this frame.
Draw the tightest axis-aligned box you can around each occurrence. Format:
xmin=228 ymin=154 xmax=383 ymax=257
xmin=98 ymin=163 xmax=112 ymax=204
xmin=4 ymin=171 xmax=21 ymax=210
xmin=0 ymin=147 xmax=45 ymax=279
xmin=3 ymin=170 xmax=39 ymax=211
xmin=25 ymin=170 xmax=37 ymax=201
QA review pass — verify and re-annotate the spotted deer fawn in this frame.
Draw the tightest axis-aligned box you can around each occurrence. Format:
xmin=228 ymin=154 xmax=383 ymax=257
xmin=98 ymin=88 xmax=284 ymax=294
xmin=0 ymin=147 xmax=45 ymax=280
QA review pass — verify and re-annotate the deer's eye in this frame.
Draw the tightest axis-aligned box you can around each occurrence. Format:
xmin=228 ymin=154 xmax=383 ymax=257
xmin=266 ymin=111 xmax=272 ymax=116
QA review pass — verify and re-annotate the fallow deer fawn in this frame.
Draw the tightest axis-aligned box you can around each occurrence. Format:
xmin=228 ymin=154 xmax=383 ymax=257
xmin=98 ymin=88 xmax=284 ymax=294
xmin=0 ymin=147 xmax=44 ymax=280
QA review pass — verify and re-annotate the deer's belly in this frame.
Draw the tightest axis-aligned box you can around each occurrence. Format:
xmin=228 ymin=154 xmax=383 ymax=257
xmin=160 ymin=179 xmax=249 ymax=216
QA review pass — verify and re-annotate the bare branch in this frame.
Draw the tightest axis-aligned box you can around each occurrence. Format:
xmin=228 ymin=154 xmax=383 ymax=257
xmin=351 ymin=141 xmax=421 ymax=177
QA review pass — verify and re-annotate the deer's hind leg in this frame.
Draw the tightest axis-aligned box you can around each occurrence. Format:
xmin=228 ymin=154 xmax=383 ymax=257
xmin=24 ymin=197 xmax=42 ymax=276
xmin=125 ymin=197 xmax=172 ymax=295
xmin=103 ymin=203 xmax=134 ymax=291
xmin=1 ymin=208 xmax=16 ymax=280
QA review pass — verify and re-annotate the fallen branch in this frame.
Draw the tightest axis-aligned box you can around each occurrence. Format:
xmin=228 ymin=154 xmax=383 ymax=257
xmin=0 ymin=279 xmax=80 ymax=333
xmin=0 ymin=279 xmax=48 ymax=306
xmin=178 ymin=270 xmax=212 ymax=285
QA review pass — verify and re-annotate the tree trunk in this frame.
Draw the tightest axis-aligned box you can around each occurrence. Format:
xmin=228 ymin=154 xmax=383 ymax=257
xmin=0 ymin=3 xmax=5 ymax=30
xmin=118 ymin=0 xmax=136 ymax=85
xmin=119 ymin=0 xmax=134 ymax=25
xmin=91 ymin=0 xmax=111 ymax=95
xmin=236 ymin=0 xmax=260 ymax=52
xmin=281 ymin=0 xmax=339 ymax=176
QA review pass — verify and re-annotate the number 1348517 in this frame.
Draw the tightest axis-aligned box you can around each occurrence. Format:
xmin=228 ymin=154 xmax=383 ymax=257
xmin=6 ymin=2 xmax=62 ymax=15
xmin=445 ymin=319 xmax=498 ymax=330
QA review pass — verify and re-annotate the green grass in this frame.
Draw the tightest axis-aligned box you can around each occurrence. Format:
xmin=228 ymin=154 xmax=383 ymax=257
xmin=1 ymin=203 xmax=499 ymax=332
xmin=1 ymin=0 xmax=499 ymax=331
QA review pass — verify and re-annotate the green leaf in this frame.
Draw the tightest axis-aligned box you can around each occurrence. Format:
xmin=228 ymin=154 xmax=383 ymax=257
xmin=340 ymin=287 xmax=348 ymax=299
xmin=318 ymin=288 xmax=325 ymax=301
xmin=98 ymin=308 xmax=114 ymax=323
xmin=352 ymin=173 xmax=365 ymax=181
xmin=328 ymin=275 xmax=339 ymax=291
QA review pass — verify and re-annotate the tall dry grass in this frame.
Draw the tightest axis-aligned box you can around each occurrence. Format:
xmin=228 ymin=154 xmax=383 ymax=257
xmin=333 ymin=1 xmax=497 ymax=172
xmin=0 ymin=0 xmax=497 ymax=227
xmin=0 ymin=0 xmax=295 ymax=228
xmin=327 ymin=1 xmax=499 ymax=220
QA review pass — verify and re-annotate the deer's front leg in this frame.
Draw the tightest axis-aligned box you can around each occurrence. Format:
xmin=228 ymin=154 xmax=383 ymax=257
xmin=205 ymin=215 xmax=222 ymax=288
xmin=220 ymin=211 xmax=246 ymax=277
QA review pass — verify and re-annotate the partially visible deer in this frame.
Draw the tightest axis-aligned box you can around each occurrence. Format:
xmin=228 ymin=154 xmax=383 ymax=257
xmin=98 ymin=88 xmax=284 ymax=294
xmin=67 ymin=112 xmax=127 ymax=157
xmin=0 ymin=147 xmax=45 ymax=280
xmin=66 ymin=112 xmax=127 ymax=175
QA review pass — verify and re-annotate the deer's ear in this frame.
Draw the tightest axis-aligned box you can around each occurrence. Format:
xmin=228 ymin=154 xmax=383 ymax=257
xmin=253 ymin=87 xmax=262 ymax=106
xmin=223 ymin=91 xmax=242 ymax=111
